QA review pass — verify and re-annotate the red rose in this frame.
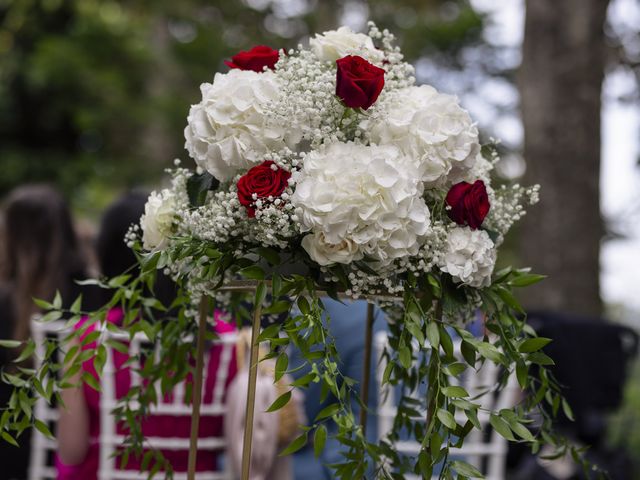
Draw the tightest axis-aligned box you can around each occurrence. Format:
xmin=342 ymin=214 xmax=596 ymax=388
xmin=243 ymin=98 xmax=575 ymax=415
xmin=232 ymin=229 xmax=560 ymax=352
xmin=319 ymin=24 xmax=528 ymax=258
xmin=237 ymin=161 xmax=291 ymax=218
xmin=335 ymin=55 xmax=385 ymax=110
xmin=445 ymin=180 xmax=490 ymax=230
xmin=224 ymin=46 xmax=280 ymax=72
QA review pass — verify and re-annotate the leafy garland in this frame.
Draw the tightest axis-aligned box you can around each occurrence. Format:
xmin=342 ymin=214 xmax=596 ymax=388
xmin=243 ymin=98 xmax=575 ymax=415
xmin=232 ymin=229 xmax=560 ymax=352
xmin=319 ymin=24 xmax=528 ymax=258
xmin=0 ymin=243 xmax=601 ymax=479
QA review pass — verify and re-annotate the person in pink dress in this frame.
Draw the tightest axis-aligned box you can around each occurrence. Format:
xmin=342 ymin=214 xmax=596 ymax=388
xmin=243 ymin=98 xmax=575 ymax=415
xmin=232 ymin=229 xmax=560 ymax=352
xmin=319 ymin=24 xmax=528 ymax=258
xmin=56 ymin=192 xmax=237 ymax=479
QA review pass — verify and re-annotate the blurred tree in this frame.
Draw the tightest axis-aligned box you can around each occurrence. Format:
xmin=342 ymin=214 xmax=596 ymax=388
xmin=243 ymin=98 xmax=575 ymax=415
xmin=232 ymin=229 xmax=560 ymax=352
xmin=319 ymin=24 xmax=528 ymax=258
xmin=0 ymin=0 xmax=487 ymax=216
xmin=519 ymin=0 xmax=610 ymax=317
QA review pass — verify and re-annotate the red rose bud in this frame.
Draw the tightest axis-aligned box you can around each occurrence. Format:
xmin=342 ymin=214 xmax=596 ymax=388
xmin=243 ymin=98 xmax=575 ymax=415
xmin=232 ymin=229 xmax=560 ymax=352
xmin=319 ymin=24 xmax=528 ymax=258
xmin=445 ymin=180 xmax=490 ymax=230
xmin=224 ymin=45 xmax=280 ymax=72
xmin=335 ymin=55 xmax=385 ymax=110
xmin=237 ymin=161 xmax=291 ymax=218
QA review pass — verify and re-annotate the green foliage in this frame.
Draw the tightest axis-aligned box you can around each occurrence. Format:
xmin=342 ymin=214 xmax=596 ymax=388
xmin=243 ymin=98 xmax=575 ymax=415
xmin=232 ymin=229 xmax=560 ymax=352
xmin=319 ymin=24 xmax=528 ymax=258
xmin=0 ymin=250 xmax=600 ymax=479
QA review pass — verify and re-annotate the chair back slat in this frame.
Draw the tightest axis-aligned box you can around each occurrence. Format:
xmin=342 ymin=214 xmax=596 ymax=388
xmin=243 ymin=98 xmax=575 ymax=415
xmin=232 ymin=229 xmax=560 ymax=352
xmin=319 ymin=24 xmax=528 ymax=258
xmin=374 ymin=331 xmax=520 ymax=480
xmin=29 ymin=315 xmax=236 ymax=479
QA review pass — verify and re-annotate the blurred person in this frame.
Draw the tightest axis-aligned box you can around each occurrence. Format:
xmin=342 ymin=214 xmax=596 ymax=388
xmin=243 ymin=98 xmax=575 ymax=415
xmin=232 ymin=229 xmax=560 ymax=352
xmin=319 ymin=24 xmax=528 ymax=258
xmin=56 ymin=191 xmax=238 ymax=479
xmin=0 ymin=184 xmax=98 ymax=344
xmin=0 ymin=184 xmax=98 ymax=480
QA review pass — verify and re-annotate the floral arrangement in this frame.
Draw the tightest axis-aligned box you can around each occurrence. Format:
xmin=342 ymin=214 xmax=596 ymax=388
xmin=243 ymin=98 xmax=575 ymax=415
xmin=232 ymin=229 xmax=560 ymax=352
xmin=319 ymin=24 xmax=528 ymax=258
xmin=142 ymin=24 xmax=538 ymax=301
xmin=2 ymin=24 xmax=585 ymax=480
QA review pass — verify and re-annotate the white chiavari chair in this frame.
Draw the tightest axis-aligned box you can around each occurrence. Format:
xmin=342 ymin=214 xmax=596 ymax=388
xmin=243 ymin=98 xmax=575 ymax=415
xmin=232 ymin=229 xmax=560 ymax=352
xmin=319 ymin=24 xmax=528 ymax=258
xmin=375 ymin=331 xmax=520 ymax=480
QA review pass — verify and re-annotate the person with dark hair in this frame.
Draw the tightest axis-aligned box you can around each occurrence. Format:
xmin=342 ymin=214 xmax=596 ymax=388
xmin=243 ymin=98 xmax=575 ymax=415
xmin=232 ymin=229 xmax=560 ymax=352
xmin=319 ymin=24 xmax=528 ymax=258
xmin=95 ymin=190 xmax=147 ymax=280
xmin=56 ymin=191 xmax=238 ymax=479
xmin=0 ymin=184 xmax=97 ymax=480
xmin=1 ymin=184 xmax=94 ymax=343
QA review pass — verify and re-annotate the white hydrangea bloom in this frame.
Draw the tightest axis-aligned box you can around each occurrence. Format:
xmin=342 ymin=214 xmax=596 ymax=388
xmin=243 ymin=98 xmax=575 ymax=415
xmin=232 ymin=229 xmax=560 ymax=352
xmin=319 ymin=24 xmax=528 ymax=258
xmin=365 ymin=85 xmax=480 ymax=186
xmin=141 ymin=189 xmax=176 ymax=251
xmin=184 ymin=69 xmax=287 ymax=181
xmin=439 ymin=227 xmax=496 ymax=288
xmin=309 ymin=26 xmax=385 ymax=64
xmin=291 ymin=142 xmax=431 ymax=267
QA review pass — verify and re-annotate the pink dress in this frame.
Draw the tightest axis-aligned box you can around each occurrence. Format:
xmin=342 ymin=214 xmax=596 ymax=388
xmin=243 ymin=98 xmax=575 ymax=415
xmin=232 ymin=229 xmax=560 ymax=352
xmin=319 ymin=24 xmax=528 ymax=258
xmin=56 ymin=308 xmax=237 ymax=479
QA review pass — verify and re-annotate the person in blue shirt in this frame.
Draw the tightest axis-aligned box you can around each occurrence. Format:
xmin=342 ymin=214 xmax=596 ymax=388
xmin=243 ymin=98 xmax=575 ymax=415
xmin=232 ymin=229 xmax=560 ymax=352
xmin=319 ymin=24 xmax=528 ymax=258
xmin=289 ymin=298 xmax=388 ymax=479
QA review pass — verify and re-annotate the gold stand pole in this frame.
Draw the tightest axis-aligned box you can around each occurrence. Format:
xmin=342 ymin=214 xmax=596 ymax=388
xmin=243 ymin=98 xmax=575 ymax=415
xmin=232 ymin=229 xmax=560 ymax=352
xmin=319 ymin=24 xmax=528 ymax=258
xmin=241 ymin=302 xmax=263 ymax=480
xmin=359 ymin=302 xmax=375 ymax=435
xmin=188 ymin=297 xmax=209 ymax=480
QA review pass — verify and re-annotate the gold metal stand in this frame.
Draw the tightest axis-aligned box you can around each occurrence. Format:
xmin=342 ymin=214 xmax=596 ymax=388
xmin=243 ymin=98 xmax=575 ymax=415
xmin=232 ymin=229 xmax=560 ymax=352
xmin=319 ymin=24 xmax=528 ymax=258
xmin=187 ymin=296 xmax=209 ymax=480
xmin=359 ymin=302 xmax=375 ymax=435
xmin=240 ymin=302 xmax=263 ymax=480
xmin=186 ymin=281 xmax=394 ymax=480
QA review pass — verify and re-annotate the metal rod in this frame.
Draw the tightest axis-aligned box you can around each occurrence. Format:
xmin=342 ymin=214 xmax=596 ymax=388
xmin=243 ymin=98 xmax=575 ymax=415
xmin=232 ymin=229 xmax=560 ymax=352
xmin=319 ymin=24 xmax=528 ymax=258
xmin=359 ymin=302 xmax=375 ymax=436
xmin=241 ymin=301 xmax=263 ymax=480
xmin=188 ymin=296 xmax=209 ymax=480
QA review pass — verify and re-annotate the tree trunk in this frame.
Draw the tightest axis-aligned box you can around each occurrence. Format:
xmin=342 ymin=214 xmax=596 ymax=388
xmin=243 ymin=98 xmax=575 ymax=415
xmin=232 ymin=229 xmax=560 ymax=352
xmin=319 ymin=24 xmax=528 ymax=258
xmin=519 ymin=0 xmax=609 ymax=317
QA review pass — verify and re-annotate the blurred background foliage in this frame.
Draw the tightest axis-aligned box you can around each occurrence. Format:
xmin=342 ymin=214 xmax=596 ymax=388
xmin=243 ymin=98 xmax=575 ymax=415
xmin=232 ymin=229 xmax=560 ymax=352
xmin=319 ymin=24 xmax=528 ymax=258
xmin=0 ymin=0 xmax=492 ymax=219
xmin=3 ymin=0 xmax=640 ymax=474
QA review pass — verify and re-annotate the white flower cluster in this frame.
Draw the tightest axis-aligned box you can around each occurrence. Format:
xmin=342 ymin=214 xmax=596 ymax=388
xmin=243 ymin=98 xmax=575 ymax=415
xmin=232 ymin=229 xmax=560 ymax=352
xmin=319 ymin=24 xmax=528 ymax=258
xmin=184 ymin=69 xmax=292 ymax=181
xmin=140 ymin=24 xmax=539 ymax=295
xmin=291 ymin=143 xmax=430 ymax=268
xmin=439 ymin=227 xmax=496 ymax=288
xmin=363 ymin=85 xmax=480 ymax=186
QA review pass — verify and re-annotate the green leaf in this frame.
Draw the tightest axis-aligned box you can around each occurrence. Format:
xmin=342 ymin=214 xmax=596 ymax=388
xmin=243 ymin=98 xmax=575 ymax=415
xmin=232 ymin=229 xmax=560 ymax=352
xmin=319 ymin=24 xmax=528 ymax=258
xmin=562 ymin=399 xmax=575 ymax=421
xmin=437 ymin=409 xmax=457 ymax=430
xmin=495 ymin=287 xmax=524 ymax=314
xmin=297 ymin=297 xmax=310 ymax=315
xmin=263 ymin=301 xmax=291 ymax=315
xmin=187 ymin=171 xmax=219 ymax=207
xmin=0 ymin=340 xmax=21 ymax=349
xmin=465 ymin=408 xmax=481 ymax=430
xmin=490 ymin=414 xmax=515 ymax=441
xmin=382 ymin=361 xmax=394 ymax=384
xmin=290 ymin=372 xmax=316 ymax=388
xmin=444 ymin=362 xmax=467 ymax=377
xmin=398 ymin=346 xmax=412 ymax=369
xmin=53 ymin=291 xmax=62 ymax=310
xmin=508 ymin=420 xmax=535 ymax=442
xmin=476 ymin=343 xmax=506 ymax=364
xmin=257 ymin=324 xmax=280 ymax=343
xmin=279 ymin=431 xmax=308 ymax=456
xmin=266 ymin=390 xmax=292 ymax=413
xmin=451 ymin=460 xmax=484 ymax=478
xmin=1 ymin=431 xmax=19 ymax=447
xmin=406 ymin=322 xmax=424 ymax=345
xmin=509 ymin=274 xmax=546 ymax=287
xmin=256 ymin=247 xmax=280 ymax=266
xmin=516 ymin=361 xmax=529 ymax=389
xmin=82 ymin=372 xmax=101 ymax=392
xmin=315 ymin=403 xmax=340 ymax=421
xmin=40 ymin=310 xmax=62 ymax=323
xmin=426 ymin=322 xmax=440 ymax=348
xmin=442 ymin=386 xmax=469 ymax=398
xmin=13 ymin=340 xmax=35 ymax=363
xmin=34 ymin=419 xmax=54 ymax=439
xmin=519 ymin=337 xmax=552 ymax=353
xmin=271 ymin=274 xmax=282 ymax=298
xmin=274 ymin=353 xmax=288 ymax=382
xmin=239 ymin=266 xmax=265 ymax=280
xmin=461 ymin=341 xmax=476 ymax=366
xmin=527 ymin=352 xmax=555 ymax=366
xmin=313 ymin=424 xmax=327 ymax=458
xmin=254 ymin=281 xmax=267 ymax=307
xmin=439 ymin=325 xmax=454 ymax=358
xmin=70 ymin=295 xmax=83 ymax=314
xmin=32 ymin=298 xmax=53 ymax=310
